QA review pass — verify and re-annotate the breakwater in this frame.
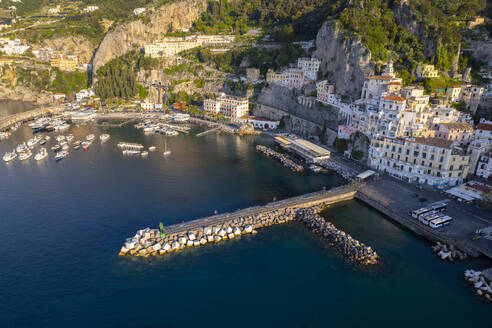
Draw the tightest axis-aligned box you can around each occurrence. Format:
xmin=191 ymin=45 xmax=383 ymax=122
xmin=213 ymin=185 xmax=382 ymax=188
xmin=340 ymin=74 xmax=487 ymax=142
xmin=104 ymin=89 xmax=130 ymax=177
xmin=256 ymin=145 xmax=304 ymax=173
xmin=464 ymin=269 xmax=492 ymax=302
xmin=119 ymin=185 xmax=378 ymax=265
xmin=296 ymin=206 xmax=379 ymax=265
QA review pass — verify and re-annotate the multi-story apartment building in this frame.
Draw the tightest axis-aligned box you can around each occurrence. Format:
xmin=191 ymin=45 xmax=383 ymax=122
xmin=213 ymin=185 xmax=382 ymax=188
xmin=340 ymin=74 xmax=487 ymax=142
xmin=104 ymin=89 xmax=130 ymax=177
xmin=473 ymin=121 xmax=492 ymax=143
xmin=476 ymin=152 xmax=492 ymax=179
xmin=50 ymin=53 xmax=77 ymax=71
xmin=204 ymin=93 xmax=249 ymax=118
xmin=281 ymin=68 xmax=308 ymax=89
xmin=316 ymin=80 xmax=335 ymax=104
xmin=297 ymin=57 xmax=320 ymax=80
xmin=415 ymin=64 xmax=439 ymax=79
xmin=266 ymin=69 xmax=283 ymax=83
xmin=370 ymin=137 xmax=470 ymax=186
xmin=145 ymin=35 xmax=234 ymax=58
xmin=430 ymin=122 xmax=474 ymax=143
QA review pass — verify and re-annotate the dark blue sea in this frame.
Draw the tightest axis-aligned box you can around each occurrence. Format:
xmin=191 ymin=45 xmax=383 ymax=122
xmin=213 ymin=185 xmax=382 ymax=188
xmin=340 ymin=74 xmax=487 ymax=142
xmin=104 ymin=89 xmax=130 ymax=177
xmin=0 ymin=111 xmax=490 ymax=327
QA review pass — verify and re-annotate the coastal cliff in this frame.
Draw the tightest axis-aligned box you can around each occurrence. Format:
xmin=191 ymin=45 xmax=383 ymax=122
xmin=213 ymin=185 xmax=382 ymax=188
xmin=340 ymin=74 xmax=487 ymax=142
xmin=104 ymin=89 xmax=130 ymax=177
xmin=314 ymin=21 xmax=374 ymax=100
xmin=41 ymin=36 xmax=95 ymax=64
xmin=92 ymin=0 xmax=207 ymax=72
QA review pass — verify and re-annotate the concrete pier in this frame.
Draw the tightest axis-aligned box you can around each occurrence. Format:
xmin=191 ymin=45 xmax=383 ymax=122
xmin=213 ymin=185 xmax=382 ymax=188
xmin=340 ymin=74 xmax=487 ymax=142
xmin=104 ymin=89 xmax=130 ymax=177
xmin=0 ymin=106 xmax=64 ymax=131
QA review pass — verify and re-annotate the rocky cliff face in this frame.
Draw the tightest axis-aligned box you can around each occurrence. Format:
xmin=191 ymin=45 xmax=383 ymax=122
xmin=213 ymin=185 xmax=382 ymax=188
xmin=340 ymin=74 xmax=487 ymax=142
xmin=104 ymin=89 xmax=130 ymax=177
xmin=92 ymin=0 xmax=207 ymax=72
xmin=41 ymin=36 xmax=95 ymax=64
xmin=314 ymin=21 xmax=373 ymax=100
xmin=393 ymin=2 xmax=435 ymax=57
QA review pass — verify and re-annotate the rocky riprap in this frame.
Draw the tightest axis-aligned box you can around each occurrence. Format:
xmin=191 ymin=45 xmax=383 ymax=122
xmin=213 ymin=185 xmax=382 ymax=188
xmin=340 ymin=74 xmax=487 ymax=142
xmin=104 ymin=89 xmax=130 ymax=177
xmin=120 ymin=204 xmax=378 ymax=266
xmin=256 ymin=145 xmax=304 ymax=173
xmin=464 ymin=269 xmax=492 ymax=302
xmin=320 ymin=160 xmax=354 ymax=181
xmin=431 ymin=242 xmax=469 ymax=261
xmin=295 ymin=206 xmax=379 ymax=265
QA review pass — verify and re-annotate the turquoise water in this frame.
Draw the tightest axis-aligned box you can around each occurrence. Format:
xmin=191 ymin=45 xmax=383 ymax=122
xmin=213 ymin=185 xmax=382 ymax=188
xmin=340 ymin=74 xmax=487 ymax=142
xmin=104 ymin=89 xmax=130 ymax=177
xmin=0 ymin=121 xmax=490 ymax=327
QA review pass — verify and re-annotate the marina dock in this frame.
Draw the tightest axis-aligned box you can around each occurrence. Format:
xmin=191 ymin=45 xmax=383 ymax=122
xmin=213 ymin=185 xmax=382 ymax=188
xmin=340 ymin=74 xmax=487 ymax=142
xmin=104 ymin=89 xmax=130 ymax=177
xmin=196 ymin=127 xmax=219 ymax=137
xmin=0 ymin=106 xmax=64 ymax=131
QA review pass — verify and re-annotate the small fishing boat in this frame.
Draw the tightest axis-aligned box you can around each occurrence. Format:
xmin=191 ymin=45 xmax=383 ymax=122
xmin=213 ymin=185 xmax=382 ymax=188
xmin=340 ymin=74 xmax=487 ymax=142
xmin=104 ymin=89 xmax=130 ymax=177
xmin=16 ymin=143 xmax=27 ymax=153
xmin=55 ymin=150 xmax=68 ymax=161
xmin=86 ymin=134 xmax=95 ymax=141
xmin=56 ymin=135 xmax=66 ymax=142
xmin=100 ymin=134 xmax=110 ymax=142
xmin=51 ymin=144 xmax=62 ymax=152
xmin=73 ymin=140 xmax=81 ymax=150
xmin=3 ymin=151 xmax=17 ymax=162
xmin=148 ymin=146 xmax=156 ymax=152
xmin=19 ymin=151 xmax=32 ymax=161
xmin=141 ymin=151 xmax=149 ymax=157
xmin=62 ymin=144 xmax=69 ymax=151
xmin=34 ymin=148 xmax=48 ymax=161
xmin=81 ymin=141 xmax=91 ymax=151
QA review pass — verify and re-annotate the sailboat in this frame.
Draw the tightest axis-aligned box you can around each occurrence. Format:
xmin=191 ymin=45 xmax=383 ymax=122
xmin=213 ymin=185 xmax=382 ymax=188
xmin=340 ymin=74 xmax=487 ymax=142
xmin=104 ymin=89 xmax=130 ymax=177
xmin=163 ymin=140 xmax=171 ymax=156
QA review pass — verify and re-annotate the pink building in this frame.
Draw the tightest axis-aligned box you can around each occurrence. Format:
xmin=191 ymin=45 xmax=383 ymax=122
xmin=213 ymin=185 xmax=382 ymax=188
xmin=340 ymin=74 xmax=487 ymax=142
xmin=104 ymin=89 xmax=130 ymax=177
xmin=337 ymin=125 xmax=358 ymax=139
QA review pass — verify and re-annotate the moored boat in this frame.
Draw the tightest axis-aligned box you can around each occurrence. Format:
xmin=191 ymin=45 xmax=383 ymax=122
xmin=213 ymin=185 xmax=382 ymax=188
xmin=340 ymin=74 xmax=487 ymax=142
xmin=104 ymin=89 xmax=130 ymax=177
xmin=148 ymin=146 xmax=156 ymax=152
xmin=81 ymin=141 xmax=91 ymax=151
xmin=141 ymin=151 xmax=149 ymax=157
xmin=86 ymin=134 xmax=95 ymax=141
xmin=51 ymin=144 xmax=62 ymax=152
xmin=55 ymin=150 xmax=69 ymax=161
xmin=16 ymin=143 xmax=27 ymax=153
xmin=19 ymin=151 xmax=32 ymax=161
xmin=34 ymin=148 xmax=48 ymax=161
xmin=100 ymin=134 xmax=110 ymax=142
xmin=3 ymin=151 xmax=17 ymax=162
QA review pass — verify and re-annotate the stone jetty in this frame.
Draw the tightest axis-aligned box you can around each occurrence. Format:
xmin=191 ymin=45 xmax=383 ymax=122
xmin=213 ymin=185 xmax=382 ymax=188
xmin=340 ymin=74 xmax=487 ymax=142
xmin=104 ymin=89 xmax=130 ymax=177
xmin=296 ymin=206 xmax=379 ymax=265
xmin=256 ymin=145 xmax=304 ymax=172
xmin=464 ymin=269 xmax=492 ymax=302
xmin=320 ymin=160 xmax=354 ymax=181
xmin=119 ymin=185 xmax=378 ymax=265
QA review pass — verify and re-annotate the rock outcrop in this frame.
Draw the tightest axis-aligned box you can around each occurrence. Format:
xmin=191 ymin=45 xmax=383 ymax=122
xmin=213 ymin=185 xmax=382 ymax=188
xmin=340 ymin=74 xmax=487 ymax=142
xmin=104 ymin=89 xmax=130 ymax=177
xmin=41 ymin=36 xmax=95 ymax=64
xmin=314 ymin=21 xmax=374 ymax=100
xmin=92 ymin=0 xmax=207 ymax=72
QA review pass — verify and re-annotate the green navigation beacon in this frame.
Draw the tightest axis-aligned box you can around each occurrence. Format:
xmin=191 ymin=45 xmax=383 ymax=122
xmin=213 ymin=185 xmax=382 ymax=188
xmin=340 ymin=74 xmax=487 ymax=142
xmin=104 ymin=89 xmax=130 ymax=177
xmin=159 ymin=222 xmax=165 ymax=237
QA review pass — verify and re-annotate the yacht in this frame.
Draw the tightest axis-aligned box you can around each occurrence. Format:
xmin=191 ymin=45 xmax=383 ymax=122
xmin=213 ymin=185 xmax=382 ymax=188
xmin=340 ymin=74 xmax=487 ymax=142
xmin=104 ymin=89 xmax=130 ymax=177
xmin=51 ymin=144 xmax=62 ymax=152
xmin=55 ymin=150 xmax=68 ymax=161
xmin=27 ymin=136 xmax=42 ymax=148
xmin=16 ymin=143 xmax=28 ymax=153
xmin=163 ymin=140 xmax=171 ymax=156
xmin=19 ymin=151 xmax=32 ymax=161
xmin=3 ymin=151 xmax=17 ymax=162
xmin=148 ymin=146 xmax=156 ymax=152
xmin=100 ymin=134 xmax=110 ymax=142
xmin=34 ymin=148 xmax=48 ymax=161
xmin=86 ymin=134 xmax=95 ymax=141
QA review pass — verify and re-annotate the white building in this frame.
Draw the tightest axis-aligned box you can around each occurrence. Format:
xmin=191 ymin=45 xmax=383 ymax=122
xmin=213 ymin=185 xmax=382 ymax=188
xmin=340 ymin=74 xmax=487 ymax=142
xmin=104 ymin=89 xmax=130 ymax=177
xmin=133 ymin=8 xmax=146 ymax=16
xmin=476 ymin=152 xmax=492 ymax=179
xmin=83 ymin=6 xmax=99 ymax=13
xmin=204 ymin=93 xmax=249 ymax=118
xmin=474 ymin=121 xmax=492 ymax=143
xmin=297 ymin=57 xmax=320 ymax=80
xmin=370 ymin=137 xmax=470 ymax=187
xmin=144 ymin=35 xmax=234 ymax=58
xmin=75 ymin=89 xmax=95 ymax=102
xmin=248 ymin=116 xmax=279 ymax=129
xmin=338 ymin=125 xmax=357 ymax=139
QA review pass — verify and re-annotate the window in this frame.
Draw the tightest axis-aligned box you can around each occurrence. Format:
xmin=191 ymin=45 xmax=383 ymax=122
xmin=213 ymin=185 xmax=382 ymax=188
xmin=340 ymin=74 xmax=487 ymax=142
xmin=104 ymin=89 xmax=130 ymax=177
xmin=438 ymin=164 xmax=442 ymax=170
xmin=406 ymin=149 xmax=410 ymax=155
xmin=423 ymin=153 xmax=427 ymax=159
xmin=440 ymin=156 xmax=444 ymax=163
xmin=414 ymin=151 xmax=419 ymax=157
xmin=431 ymin=154 xmax=434 ymax=160
xmin=450 ymin=165 xmax=454 ymax=170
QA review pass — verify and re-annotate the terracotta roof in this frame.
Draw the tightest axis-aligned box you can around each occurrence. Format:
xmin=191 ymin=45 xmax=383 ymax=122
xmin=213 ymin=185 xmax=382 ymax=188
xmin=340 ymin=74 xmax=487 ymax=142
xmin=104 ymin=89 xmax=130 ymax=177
xmin=413 ymin=137 xmax=454 ymax=149
xmin=390 ymin=81 xmax=401 ymax=85
xmin=440 ymin=122 xmax=473 ymax=131
xmin=477 ymin=123 xmax=492 ymax=131
xmin=382 ymin=95 xmax=406 ymax=102
xmin=369 ymin=75 xmax=393 ymax=81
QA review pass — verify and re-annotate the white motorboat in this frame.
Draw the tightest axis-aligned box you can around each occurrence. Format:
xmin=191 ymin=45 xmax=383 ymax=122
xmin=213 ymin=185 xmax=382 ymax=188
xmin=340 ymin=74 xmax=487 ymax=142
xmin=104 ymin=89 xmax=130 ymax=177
xmin=0 ymin=131 xmax=11 ymax=140
xmin=34 ymin=148 xmax=48 ymax=161
xmin=62 ymin=144 xmax=69 ymax=151
xmin=3 ymin=151 xmax=17 ymax=162
xmin=19 ymin=151 xmax=32 ymax=161
xmin=27 ymin=135 xmax=42 ymax=147
xmin=141 ymin=151 xmax=149 ymax=157
xmin=54 ymin=123 xmax=70 ymax=131
xmin=100 ymin=134 xmax=110 ymax=142
xmin=16 ymin=143 xmax=28 ymax=153
xmin=55 ymin=150 xmax=68 ymax=161
xmin=148 ymin=146 xmax=156 ymax=152
xmin=56 ymin=135 xmax=66 ymax=142
xmin=73 ymin=140 xmax=81 ymax=150
xmin=51 ymin=144 xmax=62 ymax=152
xmin=163 ymin=140 xmax=171 ymax=156
xmin=81 ymin=141 xmax=91 ymax=151
xmin=86 ymin=134 xmax=95 ymax=141
xmin=66 ymin=134 xmax=74 ymax=142
xmin=165 ymin=130 xmax=179 ymax=136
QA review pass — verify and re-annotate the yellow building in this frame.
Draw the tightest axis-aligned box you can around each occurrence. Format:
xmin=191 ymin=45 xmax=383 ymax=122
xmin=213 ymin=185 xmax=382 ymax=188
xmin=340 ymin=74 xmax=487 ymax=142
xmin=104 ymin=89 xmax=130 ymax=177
xmin=415 ymin=64 xmax=439 ymax=79
xmin=50 ymin=53 xmax=77 ymax=71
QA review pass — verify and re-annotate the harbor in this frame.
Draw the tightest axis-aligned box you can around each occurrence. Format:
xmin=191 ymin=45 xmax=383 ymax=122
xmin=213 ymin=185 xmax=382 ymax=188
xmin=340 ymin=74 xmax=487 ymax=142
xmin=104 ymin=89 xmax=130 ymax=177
xmin=1 ymin=116 xmax=490 ymax=326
